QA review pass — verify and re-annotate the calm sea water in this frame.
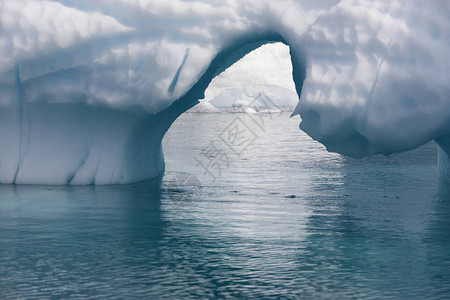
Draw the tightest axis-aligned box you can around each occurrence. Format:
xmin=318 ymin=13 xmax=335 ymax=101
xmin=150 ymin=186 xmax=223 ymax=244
xmin=1 ymin=112 xmax=449 ymax=299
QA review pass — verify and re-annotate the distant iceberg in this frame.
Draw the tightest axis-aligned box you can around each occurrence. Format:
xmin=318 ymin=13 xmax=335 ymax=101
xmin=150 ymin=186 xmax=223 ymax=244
xmin=1 ymin=0 xmax=450 ymax=184
xmin=190 ymin=43 xmax=298 ymax=113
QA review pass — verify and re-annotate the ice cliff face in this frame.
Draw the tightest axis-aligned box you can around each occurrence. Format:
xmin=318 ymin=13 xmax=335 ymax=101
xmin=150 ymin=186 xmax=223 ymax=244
xmin=1 ymin=0 xmax=450 ymax=184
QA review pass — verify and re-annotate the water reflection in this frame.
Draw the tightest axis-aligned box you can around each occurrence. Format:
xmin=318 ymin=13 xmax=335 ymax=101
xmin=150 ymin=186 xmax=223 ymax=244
xmin=295 ymin=142 xmax=449 ymax=298
xmin=2 ymin=115 xmax=450 ymax=298
xmin=0 ymin=181 xmax=166 ymax=298
xmin=422 ymin=180 xmax=450 ymax=298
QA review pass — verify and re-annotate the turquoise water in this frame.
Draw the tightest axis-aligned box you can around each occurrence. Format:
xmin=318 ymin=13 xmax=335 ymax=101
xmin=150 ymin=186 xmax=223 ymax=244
xmin=1 ymin=113 xmax=449 ymax=299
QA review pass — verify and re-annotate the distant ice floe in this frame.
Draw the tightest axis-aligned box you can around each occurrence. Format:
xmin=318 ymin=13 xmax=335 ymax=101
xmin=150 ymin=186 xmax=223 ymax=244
xmin=189 ymin=42 xmax=298 ymax=113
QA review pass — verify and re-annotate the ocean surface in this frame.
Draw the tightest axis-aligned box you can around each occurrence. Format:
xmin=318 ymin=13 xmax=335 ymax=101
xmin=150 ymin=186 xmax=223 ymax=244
xmin=1 ymin=112 xmax=449 ymax=299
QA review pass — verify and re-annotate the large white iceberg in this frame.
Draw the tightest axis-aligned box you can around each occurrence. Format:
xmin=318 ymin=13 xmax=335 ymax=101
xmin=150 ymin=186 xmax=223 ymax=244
xmin=0 ymin=0 xmax=449 ymax=184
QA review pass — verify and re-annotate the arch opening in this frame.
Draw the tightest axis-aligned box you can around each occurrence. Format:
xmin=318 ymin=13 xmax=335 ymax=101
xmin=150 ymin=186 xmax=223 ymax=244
xmin=151 ymin=31 xmax=306 ymax=145
xmin=161 ymin=40 xmax=309 ymax=185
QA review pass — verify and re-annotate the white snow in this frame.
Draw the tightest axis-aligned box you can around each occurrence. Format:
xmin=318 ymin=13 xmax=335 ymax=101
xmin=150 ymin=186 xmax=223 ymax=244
xmin=0 ymin=0 xmax=449 ymax=184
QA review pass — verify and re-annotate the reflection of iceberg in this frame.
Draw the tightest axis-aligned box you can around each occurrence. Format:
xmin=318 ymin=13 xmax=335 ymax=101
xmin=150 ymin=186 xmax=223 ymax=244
xmin=1 ymin=1 xmax=450 ymax=184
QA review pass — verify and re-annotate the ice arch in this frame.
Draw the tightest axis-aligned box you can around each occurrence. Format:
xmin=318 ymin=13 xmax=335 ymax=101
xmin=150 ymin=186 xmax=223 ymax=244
xmin=0 ymin=32 xmax=304 ymax=185
xmin=1 ymin=1 xmax=450 ymax=184
xmin=151 ymin=32 xmax=304 ymax=143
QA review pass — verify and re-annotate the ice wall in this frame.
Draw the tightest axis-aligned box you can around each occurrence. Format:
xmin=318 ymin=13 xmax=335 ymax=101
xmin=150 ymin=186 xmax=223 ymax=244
xmin=1 ymin=1 xmax=450 ymax=184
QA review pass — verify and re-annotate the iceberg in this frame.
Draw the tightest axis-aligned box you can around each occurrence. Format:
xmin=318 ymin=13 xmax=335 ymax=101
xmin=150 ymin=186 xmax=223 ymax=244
xmin=190 ymin=42 xmax=298 ymax=113
xmin=1 ymin=0 xmax=450 ymax=184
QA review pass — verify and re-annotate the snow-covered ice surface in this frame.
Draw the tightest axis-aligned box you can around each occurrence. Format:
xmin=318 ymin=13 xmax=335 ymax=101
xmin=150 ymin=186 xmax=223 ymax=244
xmin=1 ymin=0 xmax=450 ymax=184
